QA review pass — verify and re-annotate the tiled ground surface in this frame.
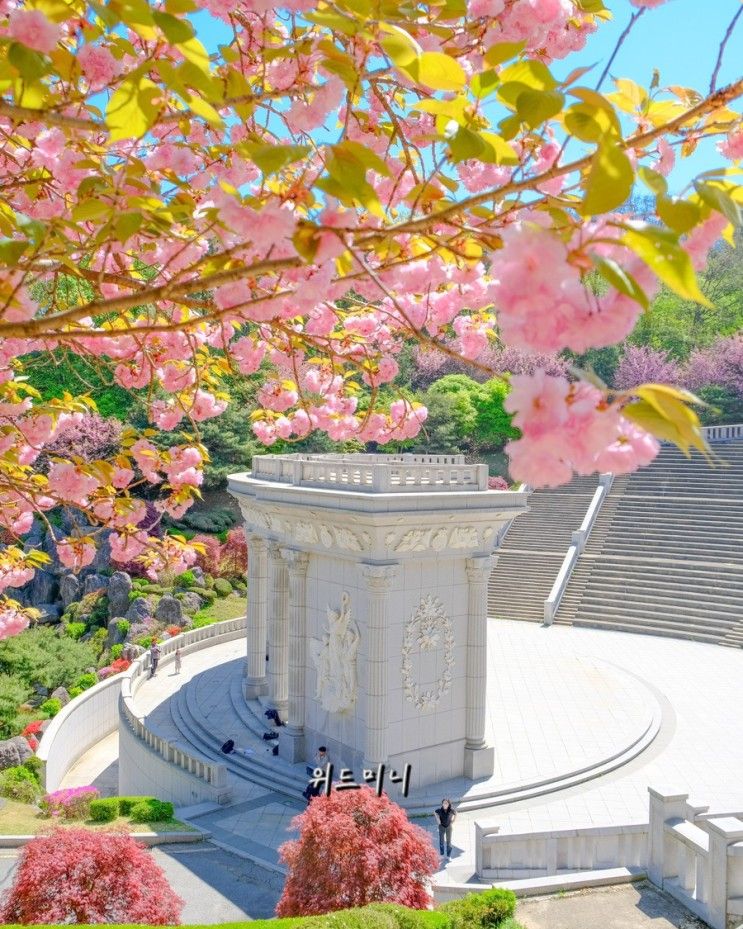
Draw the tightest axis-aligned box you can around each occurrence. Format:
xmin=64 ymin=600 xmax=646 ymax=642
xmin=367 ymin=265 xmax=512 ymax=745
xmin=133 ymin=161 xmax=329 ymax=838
xmin=64 ymin=620 xmax=743 ymax=888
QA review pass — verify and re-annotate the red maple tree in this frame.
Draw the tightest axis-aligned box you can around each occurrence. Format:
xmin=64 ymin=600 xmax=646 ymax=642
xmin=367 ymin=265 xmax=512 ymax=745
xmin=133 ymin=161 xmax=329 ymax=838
xmin=0 ymin=828 xmax=183 ymax=924
xmin=277 ymin=788 xmax=438 ymax=916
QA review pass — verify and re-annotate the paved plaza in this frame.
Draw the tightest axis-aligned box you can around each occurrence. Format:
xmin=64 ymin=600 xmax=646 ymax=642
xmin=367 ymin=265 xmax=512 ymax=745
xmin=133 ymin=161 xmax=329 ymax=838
xmin=64 ymin=618 xmax=743 ymax=890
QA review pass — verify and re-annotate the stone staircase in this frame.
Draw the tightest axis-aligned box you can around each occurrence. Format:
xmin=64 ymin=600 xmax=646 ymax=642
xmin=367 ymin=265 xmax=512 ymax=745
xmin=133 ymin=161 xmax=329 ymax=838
xmin=556 ymin=441 xmax=743 ymax=646
xmin=487 ymin=476 xmax=600 ymax=622
xmin=164 ymin=659 xmax=307 ymax=800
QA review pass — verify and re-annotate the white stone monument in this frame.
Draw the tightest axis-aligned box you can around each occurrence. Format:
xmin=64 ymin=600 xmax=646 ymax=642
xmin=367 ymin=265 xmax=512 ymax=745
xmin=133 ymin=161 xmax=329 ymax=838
xmin=228 ymin=453 xmax=528 ymax=788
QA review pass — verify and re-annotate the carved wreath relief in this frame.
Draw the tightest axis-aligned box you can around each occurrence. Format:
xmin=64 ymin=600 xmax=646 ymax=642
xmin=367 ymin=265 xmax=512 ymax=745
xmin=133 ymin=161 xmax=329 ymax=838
xmin=401 ymin=595 xmax=455 ymax=711
xmin=310 ymin=592 xmax=360 ymax=714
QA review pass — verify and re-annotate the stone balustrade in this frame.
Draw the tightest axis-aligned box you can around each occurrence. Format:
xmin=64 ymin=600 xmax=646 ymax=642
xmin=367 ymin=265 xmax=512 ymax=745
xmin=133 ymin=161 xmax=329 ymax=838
xmin=473 ymin=788 xmax=743 ymax=928
xmin=250 ymin=452 xmax=488 ymax=493
xmin=118 ymin=617 xmax=245 ymax=805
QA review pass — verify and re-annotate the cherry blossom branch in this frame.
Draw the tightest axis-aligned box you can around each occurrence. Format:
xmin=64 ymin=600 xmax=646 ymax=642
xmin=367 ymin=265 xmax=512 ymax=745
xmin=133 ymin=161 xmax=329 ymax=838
xmin=709 ymin=6 xmax=743 ymax=94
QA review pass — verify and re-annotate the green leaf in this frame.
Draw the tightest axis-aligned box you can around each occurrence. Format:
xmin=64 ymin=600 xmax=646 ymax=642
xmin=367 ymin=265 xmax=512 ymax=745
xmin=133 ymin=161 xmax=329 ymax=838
xmin=694 ymin=181 xmax=742 ymax=227
xmin=176 ymin=36 xmax=211 ymax=74
xmin=335 ymin=140 xmax=390 ymax=176
xmin=483 ymin=41 xmax=525 ymax=67
xmin=105 ymin=75 xmax=159 ymax=142
xmin=479 ymin=132 xmax=519 ymax=165
xmin=594 ymin=256 xmax=649 ymax=310
xmin=114 ymin=212 xmax=143 ymax=243
xmin=152 ymin=10 xmax=194 ymax=41
xmin=625 ymin=384 xmax=708 ymax=458
xmin=407 ymin=52 xmax=466 ymax=92
xmin=580 ymin=143 xmax=633 ymax=216
xmin=379 ymin=24 xmax=421 ymax=66
xmin=16 ymin=214 xmax=45 ymax=246
xmin=8 ymin=43 xmax=49 ymax=81
xmin=656 ymin=196 xmax=700 ymax=234
xmin=564 ymin=101 xmax=619 ymax=142
xmin=471 ymin=70 xmax=499 ymax=100
xmin=637 ymin=165 xmax=667 ymax=196
xmin=243 ymin=142 xmax=310 ymax=175
xmin=0 ymin=238 xmax=29 ymax=266
xmin=622 ymin=226 xmax=713 ymax=307
xmin=71 ymin=200 xmax=110 ymax=222
xmin=306 ymin=8 xmax=360 ymax=34
xmin=448 ymin=127 xmax=486 ymax=163
xmin=515 ymin=89 xmax=564 ymax=128
xmin=185 ymin=93 xmax=224 ymax=127
xmin=498 ymin=60 xmax=557 ymax=106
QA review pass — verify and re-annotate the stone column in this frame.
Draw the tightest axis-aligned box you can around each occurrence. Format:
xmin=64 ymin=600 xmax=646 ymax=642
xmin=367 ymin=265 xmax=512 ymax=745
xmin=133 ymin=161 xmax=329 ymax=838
xmin=245 ymin=533 xmax=269 ymax=698
xmin=279 ymin=548 xmax=310 ymax=763
xmin=361 ymin=564 xmax=398 ymax=767
xmin=464 ymin=555 xmax=495 ymax=779
xmin=267 ymin=543 xmax=289 ymax=718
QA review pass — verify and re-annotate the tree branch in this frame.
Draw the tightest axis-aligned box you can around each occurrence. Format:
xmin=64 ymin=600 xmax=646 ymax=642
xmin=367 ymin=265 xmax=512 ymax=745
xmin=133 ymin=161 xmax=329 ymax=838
xmin=710 ymin=6 xmax=743 ymax=94
xmin=596 ymin=8 xmax=645 ymax=92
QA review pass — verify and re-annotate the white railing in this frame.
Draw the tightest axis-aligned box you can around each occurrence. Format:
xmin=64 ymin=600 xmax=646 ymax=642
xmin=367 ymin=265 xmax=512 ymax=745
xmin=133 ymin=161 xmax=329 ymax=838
xmin=543 ymin=473 xmax=613 ymax=625
xmin=702 ymin=423 xmax=743 ymax=443
xmin=648 ymin=789 xmax=743 ymax=929
xmin=119 ymin=617 xmax=246 ymax=802
xmin=474 ymin=788 xmax=743 ymax=927
xmin=476 ymin=820 xmax=647 ymax=879
xmin=250 ymin=453 xmax=488 ymax=493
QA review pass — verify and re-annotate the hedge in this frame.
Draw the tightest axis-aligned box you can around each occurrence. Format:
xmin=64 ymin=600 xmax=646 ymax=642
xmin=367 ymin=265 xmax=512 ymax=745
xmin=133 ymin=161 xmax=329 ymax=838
xmin=438 ymin=889 xmax=516 ymax=929
xmin=129 ymin=798 xmax=174 ymax=823
xmin=89 ymin=798 xmax=119 ymax=822
xmin=117 ymin=796 xmax=157 ymax=816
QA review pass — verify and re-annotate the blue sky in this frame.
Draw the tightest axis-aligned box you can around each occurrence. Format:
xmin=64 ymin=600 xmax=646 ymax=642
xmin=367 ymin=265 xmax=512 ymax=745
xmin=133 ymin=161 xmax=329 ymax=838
xmin=196 ymin=0 xmax=741 ymax=193
xmin=572 ymin=0 xmax=742 ymax=191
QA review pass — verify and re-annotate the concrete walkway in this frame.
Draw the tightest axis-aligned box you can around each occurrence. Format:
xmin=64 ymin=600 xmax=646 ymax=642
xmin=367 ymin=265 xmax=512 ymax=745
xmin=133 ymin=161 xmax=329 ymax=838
xmin=63 ymin=620 xmax=743 ymax=891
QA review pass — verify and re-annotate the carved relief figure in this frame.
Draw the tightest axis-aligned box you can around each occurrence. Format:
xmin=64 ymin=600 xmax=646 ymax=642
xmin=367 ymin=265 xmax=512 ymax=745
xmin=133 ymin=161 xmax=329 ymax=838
xmin=310 ymin=592 xmax=360 ymax=713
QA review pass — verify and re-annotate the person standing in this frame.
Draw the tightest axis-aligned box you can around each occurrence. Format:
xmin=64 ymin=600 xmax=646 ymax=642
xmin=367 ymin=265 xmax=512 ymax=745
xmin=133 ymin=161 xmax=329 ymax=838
xmin=174 ymin=647 xmax=182 ymax=674
xmin=149 ymin=641 xmax=161 ymax=678
xmin=434 ymin=798 xmax=456 ymax=860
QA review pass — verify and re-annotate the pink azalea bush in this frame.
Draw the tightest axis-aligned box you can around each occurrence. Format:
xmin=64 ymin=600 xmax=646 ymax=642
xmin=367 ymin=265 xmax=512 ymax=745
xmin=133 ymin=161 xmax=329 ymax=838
xmin=40 ymin=786 xmax=100 ymax=820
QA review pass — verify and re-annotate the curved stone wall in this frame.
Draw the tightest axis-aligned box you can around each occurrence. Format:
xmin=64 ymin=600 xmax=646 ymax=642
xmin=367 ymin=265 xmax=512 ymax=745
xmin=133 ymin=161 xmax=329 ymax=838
xmin=37 ymin=616 xmax=246 ymax=797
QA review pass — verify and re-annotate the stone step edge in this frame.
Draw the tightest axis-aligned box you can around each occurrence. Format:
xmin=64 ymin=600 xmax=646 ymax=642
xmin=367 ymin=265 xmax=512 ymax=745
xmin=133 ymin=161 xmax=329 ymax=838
xmin=438 ymin=866 xmax=647 ymax=899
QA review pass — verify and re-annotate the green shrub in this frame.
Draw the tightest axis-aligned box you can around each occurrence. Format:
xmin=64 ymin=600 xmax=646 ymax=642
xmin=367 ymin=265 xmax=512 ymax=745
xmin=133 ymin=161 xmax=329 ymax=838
xmin=68 ymin=686 xmax=82 ymax=698
xmin=302 ymin=908 xmax=399 ymax=929
xmin=0 ymin=674 xmax=33 ymax=738
xmin=140 ymin=584 xmax=166 ymax=595
xmin=137 ymin=636 xmax=153 ymax=649
xmin=39 ymin=697 xmax=62 ymax=718
xmin=117 ymin=795 xmax=156 ymax=816
xmin=439 ymin=889 xmax=516 ymax=929
xmin=204 ymin=574 xmax=215 ymax=588
xmin=89 ymin=797 xmax=119 ymax=822
xmin=365 ymin=904 xmax=452 ymax=929
xmin=116 ymin=619 xmax=130 ymax=637
xmin=23 ymin=755 xmax=42 ymax=783
xmin=0 ymin=766 xmax=41 ymax=803
xmin=213 ymin=577 xmax=233 ymax=597
xmin=76 ymin=672 xmax=97 ymax=691
xmin=64 ymin=622 xmax=86 ymax=641
xmin=191 ymin=613 xmax=216 ymax=629
xmin=129 ymin=798 xmax=174 ymax=822
xmin=190 ymin=585 xmax=217 ymax=602
xmin=174 ymin=570 xmax=197 ymax=588
xmin=110 ymin=644 xmax=124 ymax=659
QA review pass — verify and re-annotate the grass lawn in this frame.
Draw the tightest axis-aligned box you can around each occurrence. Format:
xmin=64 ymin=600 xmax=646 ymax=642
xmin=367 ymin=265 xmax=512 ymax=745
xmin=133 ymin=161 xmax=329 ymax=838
xmin=197 ymin=593 xmax=246 ymax=623
xmin=0 ymin=800 xmax=197 ymax=835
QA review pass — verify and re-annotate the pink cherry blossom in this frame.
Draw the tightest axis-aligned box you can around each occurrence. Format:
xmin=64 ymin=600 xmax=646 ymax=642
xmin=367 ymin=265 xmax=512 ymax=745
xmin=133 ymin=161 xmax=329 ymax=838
xmin=7 ymin=9 xmax=60 ymax=53
xmin=0 ymin=605 xmax=30 ymax=640
xmin=47 ymin=462 xmax=99 ymax=501
xmin=57 ymin=538 xmax=97 ymax=572
xmin=77 ymin=44 xmax=121 ymax=88
xmin=718 ymin=128 xmax=743 ymax=161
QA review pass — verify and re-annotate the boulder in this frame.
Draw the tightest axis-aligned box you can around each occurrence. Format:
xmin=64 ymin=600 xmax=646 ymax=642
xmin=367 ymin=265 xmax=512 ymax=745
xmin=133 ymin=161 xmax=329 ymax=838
xmin=191 ymin=566 xmax=206 ymax=585
xmin=59 ymin=573 xmax=81 ymax=609
xmin=40 ymin=719 xmax=51 ymax=733
xmin=83 ymin=574 xmax=108 ymax=597
xmin=33 ymin=683 xmax=49 ymax=698
xmin=179 ymin=592 xmax=202 ymax=615
xmin=36 ymin=603 xmax=62 ymax=624
xmin=50 ymin=686 xmax=70 ymax=707
xmin=126 ymin=597 xmax=151 ymax=623
xmin=0 ymin=739 xmax=22 ymax=771
xmin=106 ymin=617 xmax=127 ymax=647
xmin=89 ymin=529 xmax=112 ymax=574
xmin=0 ymin=736 xmax=32 ymax=770
xmin=155 ymin=595 xmax=183 ymax=625
xmin=107 ymin=571 xmax=132 ymax=618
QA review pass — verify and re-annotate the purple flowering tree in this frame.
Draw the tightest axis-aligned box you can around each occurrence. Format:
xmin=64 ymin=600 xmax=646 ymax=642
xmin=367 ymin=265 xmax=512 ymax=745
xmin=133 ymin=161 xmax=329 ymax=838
xmin=613 ymin=345 xmax=682 ymax=390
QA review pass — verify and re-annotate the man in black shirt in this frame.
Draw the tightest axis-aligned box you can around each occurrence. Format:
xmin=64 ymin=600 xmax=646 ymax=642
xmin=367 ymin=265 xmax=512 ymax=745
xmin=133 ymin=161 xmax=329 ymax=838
xmin=434 ymin=798 xmax=456 ymax=860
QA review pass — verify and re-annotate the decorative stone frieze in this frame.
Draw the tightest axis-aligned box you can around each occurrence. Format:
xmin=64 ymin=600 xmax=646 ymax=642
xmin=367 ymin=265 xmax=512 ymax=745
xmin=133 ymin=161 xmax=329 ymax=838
xmin=401 ymin=594 xmax=455 ymax=711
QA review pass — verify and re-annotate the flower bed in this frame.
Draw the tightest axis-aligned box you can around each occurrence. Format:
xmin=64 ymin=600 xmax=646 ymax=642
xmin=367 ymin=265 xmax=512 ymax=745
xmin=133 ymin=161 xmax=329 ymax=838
xmin=39 ymin=786 xmax=100 ymax=820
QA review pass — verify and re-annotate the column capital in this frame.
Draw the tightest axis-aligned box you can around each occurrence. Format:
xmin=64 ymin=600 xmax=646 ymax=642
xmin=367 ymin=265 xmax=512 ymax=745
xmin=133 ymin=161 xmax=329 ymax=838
xmin=466 ymin=555 xmax=493 ymax=583
xmin=267 ymin=540 xmax=285 ymax=560
xmin=247 ymin=531 xmax=268 ymax=550
xmin=361 ymin=563 xmax=398 ymax=590
xmin=280 ymin=547 xmax=310 ymax=575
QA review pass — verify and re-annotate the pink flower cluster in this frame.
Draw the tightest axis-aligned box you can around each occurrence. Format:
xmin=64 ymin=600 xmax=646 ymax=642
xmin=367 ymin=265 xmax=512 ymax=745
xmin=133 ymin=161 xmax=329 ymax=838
xmin=40 ymin=786 xmax=100 ymax=821
xmin=471 ymin=0 xmax=596 ymax=61
xmin=504 ymin=371 xmax=660 ymax=487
